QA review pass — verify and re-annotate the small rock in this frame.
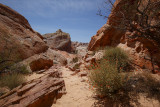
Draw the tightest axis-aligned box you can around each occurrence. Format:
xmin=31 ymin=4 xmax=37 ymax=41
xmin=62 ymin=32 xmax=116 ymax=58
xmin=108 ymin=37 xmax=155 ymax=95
xmin=78 ymin=72 xmax=88 ymax=77
xmin=36 ymin=69 xmax=46 ymax=74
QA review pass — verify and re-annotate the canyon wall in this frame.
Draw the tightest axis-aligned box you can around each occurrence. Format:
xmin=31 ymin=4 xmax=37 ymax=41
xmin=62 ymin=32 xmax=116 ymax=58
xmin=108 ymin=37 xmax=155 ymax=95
xmin=88 ymin=0 xmax=160 ymax=73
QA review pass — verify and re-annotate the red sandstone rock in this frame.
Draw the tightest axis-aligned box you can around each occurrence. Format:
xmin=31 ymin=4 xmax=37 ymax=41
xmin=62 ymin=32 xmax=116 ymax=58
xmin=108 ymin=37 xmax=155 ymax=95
xmin=29 ymin=58 xmax=53 ymax=72
xmin=0 ymin=69 xmax=66 ymax=107
xmin=0 ymin=3 xmax=48 ymax=60
xmin=88 ymin=0 xmax=160 ymax=73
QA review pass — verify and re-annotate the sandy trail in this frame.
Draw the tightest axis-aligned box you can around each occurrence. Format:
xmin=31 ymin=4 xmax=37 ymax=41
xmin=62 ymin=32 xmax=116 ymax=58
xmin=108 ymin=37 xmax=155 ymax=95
xmin=52 ymin=67 xmax=95 ymax=107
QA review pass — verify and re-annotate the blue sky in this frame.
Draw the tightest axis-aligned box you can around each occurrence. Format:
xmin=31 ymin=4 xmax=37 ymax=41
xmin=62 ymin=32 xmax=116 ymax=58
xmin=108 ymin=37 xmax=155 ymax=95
xmin=0 ymin=0 xmax=108 ymax=42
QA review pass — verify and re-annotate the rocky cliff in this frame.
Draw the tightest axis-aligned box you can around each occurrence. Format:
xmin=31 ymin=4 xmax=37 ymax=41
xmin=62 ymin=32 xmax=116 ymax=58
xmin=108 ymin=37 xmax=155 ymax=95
xmin=43 ymin=29 xmax=72 ymax=53
xmin=88 ymin=0 xmax=160 ymax=73
xmin=0 ymin=3 xmax=48 ymax=60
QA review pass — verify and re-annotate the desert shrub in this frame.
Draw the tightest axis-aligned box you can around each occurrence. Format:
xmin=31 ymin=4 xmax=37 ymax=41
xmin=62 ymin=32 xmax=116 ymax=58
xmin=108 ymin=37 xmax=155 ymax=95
xmin=103 ymin=47 xmax=130 ymax=72
xmin=72 ymin=56 xmax=78 ymax=63
xmin=10 ymin=65 xmax=30 ymax=74
xmin=88 ymin=59 xmax=129 ymax=100
xmin=88 ymin=47 xmax=131 ymax=101
xmin=0 ymin=73 xmax=26 ymax=89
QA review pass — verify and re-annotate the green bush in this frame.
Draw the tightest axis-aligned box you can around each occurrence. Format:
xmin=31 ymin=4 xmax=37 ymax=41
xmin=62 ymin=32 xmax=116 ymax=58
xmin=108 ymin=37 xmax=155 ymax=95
xmin=10 ymin=65 xmax=30 ymax=74
xmin=0 ymin=73 xmax=26 ymax=89
xmin=72 ymin=57 xmax=78 ymax=63
xmin=88 ymin=47 xmax=130 ymax=100
xmin=88 ymin=60 xmax=128 ymax=100
xmin=103 ymin=47 xmax=130 ymax=72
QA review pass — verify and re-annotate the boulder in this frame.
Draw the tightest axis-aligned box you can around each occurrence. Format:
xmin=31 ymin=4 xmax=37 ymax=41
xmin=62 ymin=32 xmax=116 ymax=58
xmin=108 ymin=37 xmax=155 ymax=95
xmin=0 ymin=3 xmax=48 ymax=60
xmin=88 ymin=0 xmax=160 ymax=73
xmin=29 ymin=58 xmax=53 ymax=72
xmin=45 ymin=49 xmax=70 ymax=66
xmin=78 ymin=71 xmax=88 ymax=77
xmin=0 ymin=69 xmax=66 ymax=107
xmin=43 ymin=29 xmax=72 ymax=52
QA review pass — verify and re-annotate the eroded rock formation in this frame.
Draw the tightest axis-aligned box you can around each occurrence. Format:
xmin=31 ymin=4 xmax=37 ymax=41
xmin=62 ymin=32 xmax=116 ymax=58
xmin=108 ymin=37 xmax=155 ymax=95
xmin=71 ymin=41 xmax=88 ymax=53
xmin=43 ymin=29 xmax=72 ymax=52
xmin=88 ymin=0 xmax=160 ymax=73
xmin=0 ymin=3 xmax=48 ymax=60
xmin=0 ymin=68 xmax=66 ymax=107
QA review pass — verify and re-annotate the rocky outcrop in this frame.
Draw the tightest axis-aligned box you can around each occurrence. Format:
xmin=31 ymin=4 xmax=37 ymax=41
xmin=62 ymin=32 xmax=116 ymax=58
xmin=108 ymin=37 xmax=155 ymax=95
xmin=0 ymin=3 xmax=48 ymax=60
xmin=45 ymin=48 xmax=75 ymax=66
xmin=88 ymin=0 xmax=160 ymax=73
xmin=67 ymin=45 xmax=89 ymax=72
xmin=18 ymin=48 xmax=74 ymax=72
xmin=43 ymin=29 xmax=72 ymax=52
xmin=20 ymin=48 xmax=75 ymax=72
xmin=0 ymin=68 xmax=66 ymax=107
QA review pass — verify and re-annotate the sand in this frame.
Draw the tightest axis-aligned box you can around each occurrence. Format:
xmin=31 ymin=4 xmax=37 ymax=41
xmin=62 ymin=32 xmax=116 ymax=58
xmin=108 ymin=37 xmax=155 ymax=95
xmin=52 ymin=67 xmax=95 ymax=107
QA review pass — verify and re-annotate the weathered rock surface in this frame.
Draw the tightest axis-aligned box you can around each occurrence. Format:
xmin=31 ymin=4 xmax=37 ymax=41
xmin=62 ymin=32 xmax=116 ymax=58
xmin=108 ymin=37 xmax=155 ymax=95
xmin=0 ymin=3 xmax=48 ymax=60
xmin=66 ymin=45 xmax=88 ymax=72
xmin=0 ymin=68 xmax=66 ymax=107
xmin=0 ymin=87 xmax=10 ymax=97
xmin=45 ymin=48 xmax=74 ymax=66
xmin=29 ymin=58 xmax=53 ymax=72
xmin=76 ymin=46 xmax=88 ymax=61
xmin=19 ymin=48 xmax=75 ymax=72
xmin=43 ymin=29 xmax=71 ymax=52
xmin=88 ymin=0 xmax=160 ymax=73
xmin=71 ymin=41 xmax=88 ymax=53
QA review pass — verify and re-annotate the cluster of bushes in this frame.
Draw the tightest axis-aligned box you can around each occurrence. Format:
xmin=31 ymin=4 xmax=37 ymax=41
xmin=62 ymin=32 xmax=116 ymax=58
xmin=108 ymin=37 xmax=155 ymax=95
xmin=88 ymin=47 xmax=160 ymax=106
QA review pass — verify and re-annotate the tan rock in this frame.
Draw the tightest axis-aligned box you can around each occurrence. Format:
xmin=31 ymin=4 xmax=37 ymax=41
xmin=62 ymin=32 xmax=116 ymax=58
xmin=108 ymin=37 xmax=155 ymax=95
xmin=71 ymin=41 xmax=88 ymax=53
xmin=78 ymin=71 xmax=88 ymax=77
xmin=68 ymin=62 xmax=81 ymax=71
xmin=43 ymin=29 xmax=71 ymax=52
